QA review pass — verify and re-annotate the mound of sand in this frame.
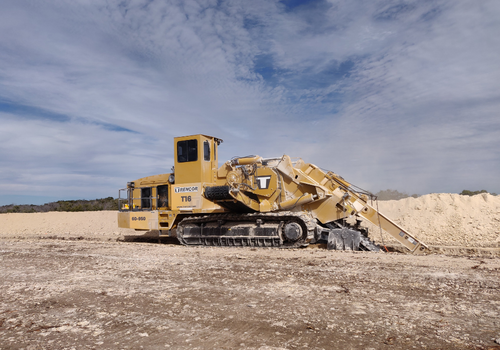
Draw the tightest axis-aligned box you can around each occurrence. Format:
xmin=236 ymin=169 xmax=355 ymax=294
xmin=376 ymin=193 xmax=500 ymax=247
xmin=0 ymin=193 xmax=499 ymax=247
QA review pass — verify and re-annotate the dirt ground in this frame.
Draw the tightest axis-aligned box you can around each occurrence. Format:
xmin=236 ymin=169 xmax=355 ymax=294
xmin=1 ymin=194 xmax=500 ymax=349
xmin=1 ymin=239 xmax=500 ymax=350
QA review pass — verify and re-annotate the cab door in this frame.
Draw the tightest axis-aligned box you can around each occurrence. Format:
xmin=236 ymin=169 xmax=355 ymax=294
xmin=157 ymin=185 xmax=169 ymax=209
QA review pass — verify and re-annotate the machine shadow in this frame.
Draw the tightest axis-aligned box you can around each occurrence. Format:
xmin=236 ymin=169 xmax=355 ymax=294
xmin=122 ymin=230 xmax=180 ymax=245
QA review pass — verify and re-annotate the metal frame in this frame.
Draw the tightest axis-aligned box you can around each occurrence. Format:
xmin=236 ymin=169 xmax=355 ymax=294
xmin=118 ymin=188 xmax=153 ymax=211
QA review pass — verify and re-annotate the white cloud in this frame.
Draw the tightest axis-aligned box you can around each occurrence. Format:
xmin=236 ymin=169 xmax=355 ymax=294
xmin=0 ymin=0 xmax=499 ymax=204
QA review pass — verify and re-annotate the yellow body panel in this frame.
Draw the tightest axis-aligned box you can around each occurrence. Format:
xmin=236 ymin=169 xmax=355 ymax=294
xmin=174 ymin=134 xmax=219 ymax=184
xmin=118 ymin=211 xmax=159 ymax=230
xmin=170 ymin=182 xmax=224 ymax=212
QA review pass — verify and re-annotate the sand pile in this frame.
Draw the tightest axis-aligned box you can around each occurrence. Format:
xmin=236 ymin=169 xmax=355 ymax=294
xmin=0 ymin=193 xmax=499 ymax=247
xmin=375 ymin=193 xmax=500 ymax=247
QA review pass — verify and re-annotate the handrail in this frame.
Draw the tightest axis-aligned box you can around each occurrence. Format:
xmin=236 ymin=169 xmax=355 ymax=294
xmin=118 ymin=188 xmax=154 ymax=211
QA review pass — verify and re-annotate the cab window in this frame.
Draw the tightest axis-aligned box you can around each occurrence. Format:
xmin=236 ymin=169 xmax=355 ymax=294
xmin=204 ymin=141 xmax=210 ymax=161
xmin=141 ymin=187 xmax=151 ymax=209
xmin=177 ymin=139 xmax=198 ymax=163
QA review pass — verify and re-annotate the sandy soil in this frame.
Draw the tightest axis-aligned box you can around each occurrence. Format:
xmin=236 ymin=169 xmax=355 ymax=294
xmin=0 ymin=211 xmax=128 ymax=241
xmin=1 ymin=240 xmax=500 ymax=349
xmin=376 ymin=193 xmax=500 ymax=248
xmin=1 ymin=193 xmax=500 ymax=349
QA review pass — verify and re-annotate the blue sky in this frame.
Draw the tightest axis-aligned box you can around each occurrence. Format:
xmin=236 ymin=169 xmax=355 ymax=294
xmin=0 ymin=0 xmax=499 ymax=205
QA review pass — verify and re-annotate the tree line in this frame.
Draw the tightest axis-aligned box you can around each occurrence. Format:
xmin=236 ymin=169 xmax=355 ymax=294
xmin=375 ymin=189 xmax=497 ymax=200
xmin=459 ymin=189 xmax=498 ymax=196
xmin=0 ymin=197 xmax=119 ymax=213
xmin=1 ymin=190 xmax=497 ymax=212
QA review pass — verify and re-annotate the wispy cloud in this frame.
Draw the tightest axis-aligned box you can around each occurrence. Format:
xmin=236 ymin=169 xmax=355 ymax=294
xmin=0 ymin=0 xmax=499 ymax=204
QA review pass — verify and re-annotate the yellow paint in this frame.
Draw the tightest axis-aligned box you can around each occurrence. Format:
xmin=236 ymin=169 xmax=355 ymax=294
xmin=117 ymin=211 xmax=158 ymax=230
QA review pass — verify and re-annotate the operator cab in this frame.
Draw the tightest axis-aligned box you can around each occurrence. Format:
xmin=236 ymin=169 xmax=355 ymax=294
xmin=174 ymin=134 xmax=222 ymax=184
xmin=118 ymin=134 xmax=223 ymax=212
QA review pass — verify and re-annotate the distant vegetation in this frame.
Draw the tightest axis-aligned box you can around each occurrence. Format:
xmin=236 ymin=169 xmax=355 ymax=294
xmin=375 ymin=189 xmax=419 ymax=201
xmin=375 ymin=189 xmax=498 ymax=201
xmin=1 ymin=190 xmax=497 ymax=212
xmin=460 ymin=190 xmax=498 ymax=196
xmin=0 ymin=197 xmax=119 ymax=213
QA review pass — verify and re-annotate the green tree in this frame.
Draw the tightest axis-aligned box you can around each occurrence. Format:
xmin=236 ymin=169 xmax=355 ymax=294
xmin=460 ymin=190 xmax=488 ymax=196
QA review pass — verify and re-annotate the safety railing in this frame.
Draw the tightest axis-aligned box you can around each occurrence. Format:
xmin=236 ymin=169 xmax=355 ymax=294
xmin=118 ymin=188 xmax=153 ymax=211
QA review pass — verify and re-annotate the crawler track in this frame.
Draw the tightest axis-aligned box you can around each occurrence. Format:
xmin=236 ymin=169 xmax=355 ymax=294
xmin=177 ymin=212 xmax=381 ymax=251
xmin=177 ymin=211 xmax=316 ymax=248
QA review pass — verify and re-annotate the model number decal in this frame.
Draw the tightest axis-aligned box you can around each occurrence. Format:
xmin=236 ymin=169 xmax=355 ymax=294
xmin=132 ymin=216 xmax=146 ymax=221
xmin=175 ymin=186 xmax=198 ymax=193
